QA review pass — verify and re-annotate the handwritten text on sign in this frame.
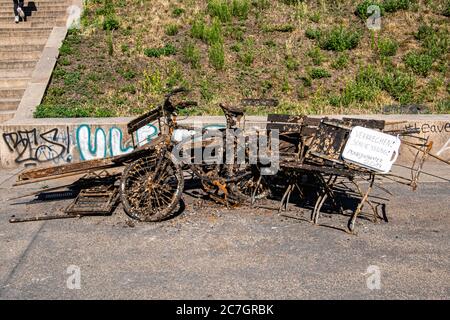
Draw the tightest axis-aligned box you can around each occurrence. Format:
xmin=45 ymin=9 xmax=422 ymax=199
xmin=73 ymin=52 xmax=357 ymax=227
xmin=342 ymin=126 xmax=401 ymax=173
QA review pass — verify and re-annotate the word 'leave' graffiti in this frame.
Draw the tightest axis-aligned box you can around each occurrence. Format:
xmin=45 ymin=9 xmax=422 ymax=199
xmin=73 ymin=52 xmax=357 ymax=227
xmin=76 ymin=124 xmax=158 ymax=161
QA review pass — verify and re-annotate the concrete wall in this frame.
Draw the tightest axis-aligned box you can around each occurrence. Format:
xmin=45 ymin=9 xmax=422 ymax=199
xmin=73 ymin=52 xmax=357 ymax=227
xmin=0 ymin=115 xmax=449 ymax=169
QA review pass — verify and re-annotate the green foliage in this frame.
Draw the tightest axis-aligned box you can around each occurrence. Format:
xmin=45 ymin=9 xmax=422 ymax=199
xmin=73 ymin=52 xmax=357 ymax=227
xmin=381 ymin=70 xmax=416 ymax=103
xmin=378 ymin=37 xmax=398 ymax=57
xmin=238 ymin=39 xmax=255 ymax=66
xmin=263 ymin=24 xmax=295 ymax=32
xmin=209 ymin=42 xmax=225 ymax=70
xmin=329 ymin=65 xmax=382 ymax=107
xmin=316 ymin=26 xmax=361 ymax=52
xmin=231 ymin=0 xmax=251 ymax=20
xmin=355 ymin=1 xmax=384 ymax=19
xmin=172 ymin=7 xmax=185 ymax=17
xmin=165 ymin=24 xmax=179 ymax=36
xmin=207 ymin=0 xmax=250 ymax=22
xmin=309 ymin=68 xmax=331 ymax=79
xmin=63 ymin=71 xmax=80 ymax=86
xmin=307 ymin=47 xmax=325 ymax=66
xmin=331 ymin=53 xmax=349 ymax=70
xmin=208 ymin=0 xmax=232 ymax=22
xmin=182 ymin=42 xmax=201 ymax=68
xmin=106 ymin=31 xmax=114 ymax=56
xmin=117 ymin=68 xmax=136 ymax=80
xmin=191 ymin=18 xmax=223 ymax=45
xmin=35 ymin=104 xmax=115 ymax=118
xmin=383 ymin=0 xmax=413 ymax=13
xmin=144 ymin=44 xmax=177 ymax=58
xmin=309 ymin=11 xmax=321 ymax=23
xmin=444 ymin=0 xmax=450 ymax=16
xmin=285 ymin=55 xmax=299 ymax=70
xmin=415 ymin=24 xmax=449 ymax=59
xmin=305 ymin=28 xmax=322 ymax=40
xmin=403 ymin=52 xmax=434 ymax=76
xmin=103 ymin=15 xmax=120 ymax=30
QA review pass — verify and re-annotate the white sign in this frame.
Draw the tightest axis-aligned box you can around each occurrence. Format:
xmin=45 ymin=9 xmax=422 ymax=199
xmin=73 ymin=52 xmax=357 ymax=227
xmin=342 ymin=126 xmax=401 ymax=173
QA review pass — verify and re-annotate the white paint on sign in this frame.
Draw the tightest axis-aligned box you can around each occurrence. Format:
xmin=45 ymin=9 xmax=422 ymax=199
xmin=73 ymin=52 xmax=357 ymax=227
xmin=342 ymin=126 xmax=401 ymax=173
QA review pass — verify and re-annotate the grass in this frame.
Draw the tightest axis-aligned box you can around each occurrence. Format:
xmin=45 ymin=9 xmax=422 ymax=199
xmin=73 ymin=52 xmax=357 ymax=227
xmin=37 ymin=0 xmax=449 ymax=117
xmin=316 ymin=26 xmax=361 ymax=52
xmin=403 ymin=52 xmax=434 ymax=76
xmin=378 ymin=37 xmax=398 ymax=57
xmin=332 ymin=53 xmax=349 ymax=70
xmin=144 ymin=44 xmax=177 ymax=58
xmin=307 ymin=47 xmax=325 ymax=66
xmin=209 ymin=42 xmax=225 ymax=70
xmin=182 ymin=42 xmax=201 ymax=69
xmin=309 ymin=68 xmax=331 ymax=79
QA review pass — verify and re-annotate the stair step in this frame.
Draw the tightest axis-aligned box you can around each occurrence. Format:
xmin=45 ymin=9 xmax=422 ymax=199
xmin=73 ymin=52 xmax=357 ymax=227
xmin=0 ymin=50 xmax=41 ymax=59
xmin=0 ymin=1 xmax=71 ymax=7
xmin=0 ymin=16 xmax=66 ymax=23
xmin=0 ymin=110 xmax=15 ymax=122
xmin=0 ymin=77 xmax=30 ymax=87
xmin=0 ymin=68 xmax=34 ymax=78
xmin=0 ymin=4 xmax=72 ymax=12
xmin=0 ymin=43 xmax=45 ymax=52
xmin=0 ymin=9 xmax=68 ymax=17
xmin=0 ymin=60 xmax=37 ymax=69
xmin=0 ymin=36 xmax=47 ymax=45
xmin=0 ymin=28 xmax=52 ymax=37
xmin=31 ymin=21 xmax=68 ymax=28
xmin=0 ymin=88 xmax=25 ymax=99
xmin=0 ymin=98 xmax=20 ymax=111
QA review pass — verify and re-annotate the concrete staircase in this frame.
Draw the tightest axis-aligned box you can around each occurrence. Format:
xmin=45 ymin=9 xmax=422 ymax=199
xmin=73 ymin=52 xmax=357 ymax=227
xmin=0 ymin=0 xmax=70 ymax=122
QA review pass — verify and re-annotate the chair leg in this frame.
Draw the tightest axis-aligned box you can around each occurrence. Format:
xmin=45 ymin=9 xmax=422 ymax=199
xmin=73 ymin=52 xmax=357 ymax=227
xmin=348 ymin=175 xmax=375 ymax=233
xmin=279 ymin=184 xmax=293 ymax=212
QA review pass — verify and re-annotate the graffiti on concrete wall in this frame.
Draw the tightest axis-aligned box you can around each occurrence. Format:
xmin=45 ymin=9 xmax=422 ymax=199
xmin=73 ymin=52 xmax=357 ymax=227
xmin=404 ymin=122 xmax=450 ymax=160
xmin=76 ymin=124 xmax=158 ymax=160
xmin=2 ymin=127 xmax=72 ymax=164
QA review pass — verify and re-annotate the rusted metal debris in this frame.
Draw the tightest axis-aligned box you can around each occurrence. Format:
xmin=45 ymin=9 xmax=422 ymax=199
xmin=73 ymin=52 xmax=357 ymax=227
xmin=9 ymin=89 xmax=449 ymax=234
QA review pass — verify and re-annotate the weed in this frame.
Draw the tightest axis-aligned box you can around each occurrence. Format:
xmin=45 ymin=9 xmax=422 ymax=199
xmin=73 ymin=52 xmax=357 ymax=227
xmin=263 ymin=24 xmax=295 ymax=33
xmin=172 ymin=7 xmax=185 ymax=17
xmin=207 ymin=0 xmax=232 ymax=22
xmin=231 ymin=0 xmax=251 ymax=20
xmin=120 ymin=84 xmax=137 ymax=94
xmin=120 ymin=43 xmax=129 ymax=54
xmin=331 ymin=53 xmax=349 ymax=70
xmin=59 ymin=42 xmax=73 ymax=55
xmin=381 ymin=70 xmax=416 ymax=103
xmin=285 ymin=55 xmax=299 ymax=71
xmin=318 ymin=26 xmax=361 ymax=51
xmin=378 ymin=37 xmax=398 ymax=57
xmin=309 ymin=11 xmax=321 ymax=23
xmin=165 ymin=24 xmax=179 ymax=36
xmin=355 ymin=1 xmax=385 ymax=20
xmin=118 ymin=69 xmax=136 ymax=80
xmin=403 ymin=52 xmax=434 ymax=76
xmin=305 ymin=28 xmax=322 ymax=40
xmin=200 ymin=78 xmax=214 ymax=101
xmin=307 ymin=47 xmax=325 ymax=66
xmin=103 ymin=15 xmax=120 ymax=30
xmin=209 ymin=42 xmax=225 ymax=70
xmin=309 ymin=68 xmax=331 ymax=79
xmin=144 ymin=44 xmax=177 ymax=58
xmin=383 ymin=0 xmax=413 ymax=13
xmin=182 ymin=42 xmax=201 ymax=68
xmin=64 ymin=71 xmax=80 ymax=86
xmin=106 ymin=31 xmax=114 ymax=56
